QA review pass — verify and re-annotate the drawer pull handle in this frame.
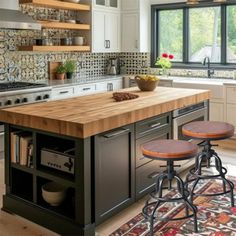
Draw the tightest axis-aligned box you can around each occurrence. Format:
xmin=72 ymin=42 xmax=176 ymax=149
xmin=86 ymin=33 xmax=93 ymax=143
xmin=59 ymin=91 xmax=69 ymax=94
xmin=148 ymin=171 xmax=160 ymax=179
xmin=149 ymin=122 xmax=161 ymax=128
xmin=83 ymin=87 xmax=91 ymax=91
xmin=103 ymin=128 xmax=130 ymax=138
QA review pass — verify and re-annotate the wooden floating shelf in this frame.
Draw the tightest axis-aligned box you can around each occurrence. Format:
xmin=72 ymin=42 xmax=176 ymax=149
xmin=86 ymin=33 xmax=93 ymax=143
xmin=18 ymin=45 xmax=91 ymax=52
xmin=19 ymin=0 xmax=90 ymax=11
xmin=38 ymin=21 xmax=90 ymax=30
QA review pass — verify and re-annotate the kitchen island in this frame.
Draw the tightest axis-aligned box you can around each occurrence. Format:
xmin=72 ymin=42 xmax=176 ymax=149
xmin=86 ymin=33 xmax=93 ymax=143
xmin=0 ymin=87 xmax=210 ymax=236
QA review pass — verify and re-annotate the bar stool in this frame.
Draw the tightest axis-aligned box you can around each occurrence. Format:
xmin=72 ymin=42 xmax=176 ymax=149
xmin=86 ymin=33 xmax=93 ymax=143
xmin=141 ymin=139 xmax=198 ymax=235
xmin=182 ymin=121 xmax=235 ymax=207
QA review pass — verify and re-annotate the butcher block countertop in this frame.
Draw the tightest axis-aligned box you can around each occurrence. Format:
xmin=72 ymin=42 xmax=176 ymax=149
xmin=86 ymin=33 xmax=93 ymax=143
xmin=0 ymin=87 xmax=210 ymax=138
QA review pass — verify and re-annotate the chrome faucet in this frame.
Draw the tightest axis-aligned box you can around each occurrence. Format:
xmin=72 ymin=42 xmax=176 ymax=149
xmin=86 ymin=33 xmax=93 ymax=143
xmin=203 ymin=57 xmax=214 ymax=78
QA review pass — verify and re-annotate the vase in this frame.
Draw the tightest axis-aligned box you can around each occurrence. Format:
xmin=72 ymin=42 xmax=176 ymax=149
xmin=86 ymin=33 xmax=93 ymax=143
xmin=161 ymin=68 xmax=169 ymax=78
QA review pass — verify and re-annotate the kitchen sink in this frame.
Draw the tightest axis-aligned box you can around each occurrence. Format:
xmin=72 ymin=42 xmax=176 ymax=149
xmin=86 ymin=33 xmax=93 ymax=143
xmin=172 ymin=78 xmax=224 ymax=99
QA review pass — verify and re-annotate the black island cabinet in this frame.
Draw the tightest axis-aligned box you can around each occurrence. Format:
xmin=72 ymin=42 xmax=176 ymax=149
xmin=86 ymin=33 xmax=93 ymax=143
xmin=3 ymin=112 xmax=175 ymax=235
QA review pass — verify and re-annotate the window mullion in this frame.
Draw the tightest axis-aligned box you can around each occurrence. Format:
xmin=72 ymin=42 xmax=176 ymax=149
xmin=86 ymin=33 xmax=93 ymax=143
xmin=221 ymin=5 xmax=227 ymax=64
xmin=183 ymin=8 xmax=189 ymax=63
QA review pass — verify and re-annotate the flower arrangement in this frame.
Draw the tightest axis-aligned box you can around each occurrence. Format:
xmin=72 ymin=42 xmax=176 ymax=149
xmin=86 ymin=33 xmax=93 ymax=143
xmin=155 ymin=53 xmax=174 ymax=75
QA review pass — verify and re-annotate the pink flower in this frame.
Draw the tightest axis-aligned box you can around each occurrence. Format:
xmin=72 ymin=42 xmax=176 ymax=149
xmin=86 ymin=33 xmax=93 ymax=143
xmin=231 ymin=207 xmax=236 ymax=214
xmin=169 ymin=54 xmax=174 ymax=59
xmin=162 ymin=53 xmax=168 ymax=58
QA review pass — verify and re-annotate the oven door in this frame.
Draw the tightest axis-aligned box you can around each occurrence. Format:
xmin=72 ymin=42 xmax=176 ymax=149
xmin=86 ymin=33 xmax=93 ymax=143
xmin=173 ymin=107 xmax=208 ymax=142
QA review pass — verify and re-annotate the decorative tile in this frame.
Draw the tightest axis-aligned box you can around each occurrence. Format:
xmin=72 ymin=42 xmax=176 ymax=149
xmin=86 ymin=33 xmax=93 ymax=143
xmin=0 ymin=5 xmax=234 ymax=82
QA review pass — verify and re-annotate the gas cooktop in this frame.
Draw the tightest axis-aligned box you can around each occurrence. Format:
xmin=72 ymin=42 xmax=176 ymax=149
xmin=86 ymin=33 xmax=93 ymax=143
xmin=0 ymin=81 xmax=51 ymax=108
xmin=0 ymin=82 xmax=47 ymax=92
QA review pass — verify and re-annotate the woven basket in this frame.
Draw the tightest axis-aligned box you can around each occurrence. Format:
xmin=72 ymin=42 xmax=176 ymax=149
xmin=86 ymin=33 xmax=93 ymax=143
xmin=135 ymin=76 xmax=159 ymax=91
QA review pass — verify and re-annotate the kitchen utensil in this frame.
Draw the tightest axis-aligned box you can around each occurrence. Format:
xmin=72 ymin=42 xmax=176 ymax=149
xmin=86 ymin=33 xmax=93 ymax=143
xmin=60 ymin=38 xmax=72 ymax=46
xmin=73 ymin=36 xmax=85 ymax=46
xmin=107 ymin=58 xmax=120 ymax=75
xmin=65 ymin=20 xmax=76 ymax=24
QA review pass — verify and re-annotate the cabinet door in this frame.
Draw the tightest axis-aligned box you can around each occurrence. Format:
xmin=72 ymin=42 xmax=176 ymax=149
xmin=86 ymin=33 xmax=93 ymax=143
xmin=135 ymin=129 xmax=171 ymax=199
xmin=95 ymin=0 xmax=106 ymax=7
xmin=112 ymin=79 xmax=123 ymax=90
xmin=121 ymin=0 xmax=139 ymax=10
xmin=93 ymin=11 xmax=106 ymax=52
xmin=122 ymin=13 xmax=139 ymax=52
xmin=105 ymin=12 xmax=120 ymax=52
xmin=94 ymin=125 xmax=135 ymax=224
xmin=209 ymin=102 xmax=224 ymax=122
xmin=51 ymin=86 xmax=74 ymax=100
xmin=109 ymin=0 xmax=120 ymax=9
xmin=226 ymin=104 xmax=236 ymax=132
xmin=94 ymin=0 xmax=120 ymax=9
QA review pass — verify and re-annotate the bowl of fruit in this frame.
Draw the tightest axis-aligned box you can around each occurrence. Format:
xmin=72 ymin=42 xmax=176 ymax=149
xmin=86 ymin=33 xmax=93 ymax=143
xmin=135 ymin=75 xmax=159 ymax=91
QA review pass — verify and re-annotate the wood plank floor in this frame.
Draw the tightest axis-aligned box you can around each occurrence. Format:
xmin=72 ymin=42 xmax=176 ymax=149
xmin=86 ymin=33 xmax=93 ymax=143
xmin=0 ymin=139 xmax=235 ymax=236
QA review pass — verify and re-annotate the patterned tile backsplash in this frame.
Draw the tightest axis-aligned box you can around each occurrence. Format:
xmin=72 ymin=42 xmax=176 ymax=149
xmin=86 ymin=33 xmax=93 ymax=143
xmin=0 ymin=26 xmax=150 ymax=82
xmin=0 ymin=3 xmax=234 ymax=82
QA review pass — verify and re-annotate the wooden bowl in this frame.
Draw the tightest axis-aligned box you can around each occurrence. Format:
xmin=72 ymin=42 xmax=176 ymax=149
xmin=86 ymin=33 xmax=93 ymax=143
xmin=135 ymin=76 xmax=159 ymax=91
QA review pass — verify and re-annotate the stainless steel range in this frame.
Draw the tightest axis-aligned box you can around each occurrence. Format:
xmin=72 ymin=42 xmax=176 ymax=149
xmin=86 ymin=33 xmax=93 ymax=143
xmin=0 ymin=81 xmax=52 ymax=155
xmin=0 ymin=81 xmax=51 ymax=109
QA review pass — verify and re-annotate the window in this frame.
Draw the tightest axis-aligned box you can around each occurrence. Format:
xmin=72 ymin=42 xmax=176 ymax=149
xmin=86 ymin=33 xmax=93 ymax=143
xmin=151 ymin=2 xmax=236 ymax=67
xmin=189 ymin=7 xmax=221 ymax=63
xmin=159 ymin=9 xmax=183 ymax=61
xmin=227 ymin=5 xmax=236 ymax=63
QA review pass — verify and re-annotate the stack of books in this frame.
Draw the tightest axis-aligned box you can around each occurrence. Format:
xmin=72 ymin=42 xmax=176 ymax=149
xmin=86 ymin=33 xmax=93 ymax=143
xmin=10 ymin=131 xmax=33 ymax=168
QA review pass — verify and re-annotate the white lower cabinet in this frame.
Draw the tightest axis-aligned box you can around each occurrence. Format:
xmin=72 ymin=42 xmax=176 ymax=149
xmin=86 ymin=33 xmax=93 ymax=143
xmin=226 ymin=104 xmax=236 ymax=130
xmin=74 ymin=84 xmax=96 ymax=96
xmin=51 ymin=86 xmax=74 ymax=100
xmin=51 ymin=78 xmax=123 ymax=100
xmin=209 ymin=102 xmax=224 ymax=122
xmin=96 ymin=79 xmax=123 ymax=92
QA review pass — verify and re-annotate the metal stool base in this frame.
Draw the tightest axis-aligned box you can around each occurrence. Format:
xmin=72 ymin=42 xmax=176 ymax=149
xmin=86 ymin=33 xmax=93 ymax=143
xmin=186 ymin=140 xmax=235 ymax=207
xmin=142 ymin=160 xmax=198 ymax=236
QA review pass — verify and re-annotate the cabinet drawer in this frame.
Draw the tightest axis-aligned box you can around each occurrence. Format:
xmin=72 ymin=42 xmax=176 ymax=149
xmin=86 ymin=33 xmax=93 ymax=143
xmin=136 ymin=160 xmax=164 ymax=198
xmin=51 ymin=87 xmax=74 ymax=99
xmin=227 ymin=87 xmax=236 ymax=104
xmin=136 ymin=128 xmax=171 ymax=167
xmin=135 ymin=113 xmax=171 ymax=139
xmin=74 ymin=84 xmax=96 ymax=95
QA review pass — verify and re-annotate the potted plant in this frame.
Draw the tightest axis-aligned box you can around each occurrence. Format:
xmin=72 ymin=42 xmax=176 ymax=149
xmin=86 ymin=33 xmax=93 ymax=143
xmin=64 ymin=60 xmax=77 ymax=79
xmin=55 ymin=64 xmax=66 ymax=80
xmin=155 ymin=53 xmax=174 ymax=77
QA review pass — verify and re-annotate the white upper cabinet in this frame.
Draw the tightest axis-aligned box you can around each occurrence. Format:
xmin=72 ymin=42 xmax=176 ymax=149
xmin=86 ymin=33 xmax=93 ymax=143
xmin=93 ymin=10 xmax=120 ymax=52
xmin=94 ymin=0 xmax=120 ymax=10
xmin=122 ymin=13 xmax=139 ymax=52
xmin=121 ymin=0 xmax=150 ymax=52
xmin=121 ymin=0 xmax=139 ymax=11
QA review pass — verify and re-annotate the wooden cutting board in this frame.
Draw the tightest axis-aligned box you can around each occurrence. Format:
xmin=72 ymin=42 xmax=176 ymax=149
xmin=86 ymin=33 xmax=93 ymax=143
xmin=48 ymin=61 xmax=62 ymax=80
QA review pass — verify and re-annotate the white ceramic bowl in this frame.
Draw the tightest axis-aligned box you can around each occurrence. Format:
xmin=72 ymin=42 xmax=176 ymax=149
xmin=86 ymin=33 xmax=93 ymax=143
xmin=42 ymin=182 xmax=67 ymax=206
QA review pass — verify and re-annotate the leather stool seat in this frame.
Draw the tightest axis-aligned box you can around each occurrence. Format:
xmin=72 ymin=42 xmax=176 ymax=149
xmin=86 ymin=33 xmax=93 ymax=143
xmin=183 ymin=121 xmax=234 ymax=140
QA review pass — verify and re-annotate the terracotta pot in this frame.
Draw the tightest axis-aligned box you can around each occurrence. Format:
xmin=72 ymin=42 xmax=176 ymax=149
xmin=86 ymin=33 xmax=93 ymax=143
xmin=135 ymin=76 xmax=159 ymax=91
xmin=56 ymin=73 xmax=65 ymax=80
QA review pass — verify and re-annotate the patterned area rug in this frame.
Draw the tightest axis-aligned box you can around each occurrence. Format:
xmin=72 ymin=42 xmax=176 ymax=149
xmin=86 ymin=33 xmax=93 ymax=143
xmin=109 ymin=177 xmax=236 ymax=236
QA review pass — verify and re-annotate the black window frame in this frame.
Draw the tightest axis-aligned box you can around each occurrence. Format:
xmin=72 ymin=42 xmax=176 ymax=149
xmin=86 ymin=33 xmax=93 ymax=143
xmin=151 ymin=0 xmax=236 ymax=69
